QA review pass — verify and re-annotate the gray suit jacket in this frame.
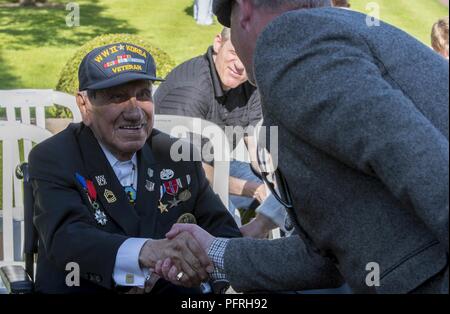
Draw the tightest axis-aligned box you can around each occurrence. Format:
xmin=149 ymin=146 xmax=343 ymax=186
xmin=223 ymin=8 xmax=449 ymax=294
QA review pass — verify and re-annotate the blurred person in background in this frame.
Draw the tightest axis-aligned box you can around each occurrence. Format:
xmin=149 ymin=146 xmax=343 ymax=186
xmin=432 ymin=16 xmax=449 ymax=59
xmin=332 ymin=0 xmax=350 ymax=8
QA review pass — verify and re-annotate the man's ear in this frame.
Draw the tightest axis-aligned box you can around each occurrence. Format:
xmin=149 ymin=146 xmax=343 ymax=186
xmin=238 ymin=0 xmax=254 ymax=31
xmin=76 ymin=92 xmax=91 ymax=126
xmin=213 ymin=34 xmax=223 ymax=54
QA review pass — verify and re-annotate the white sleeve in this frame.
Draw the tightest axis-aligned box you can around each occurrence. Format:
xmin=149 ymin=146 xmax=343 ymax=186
xmin=255 ymin=193 xmax=289 ymax=232
xmin=113 ymin=238 xmax=150 ymax=287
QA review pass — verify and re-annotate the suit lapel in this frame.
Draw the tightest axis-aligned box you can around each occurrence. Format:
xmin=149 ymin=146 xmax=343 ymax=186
xmin=135 ymin=143 xmax=162 ymax=238
xmin=76 ymin=126 xmax=140 ymax=236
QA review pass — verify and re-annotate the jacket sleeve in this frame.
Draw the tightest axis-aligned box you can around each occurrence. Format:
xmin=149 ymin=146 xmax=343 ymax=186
xmin=255 ymin=13 xmax=449 ymax=252
xmin=223 ymin=235 xmax=343 ymax=292
xmin=29 ymin=146 xmax=128 ymax=290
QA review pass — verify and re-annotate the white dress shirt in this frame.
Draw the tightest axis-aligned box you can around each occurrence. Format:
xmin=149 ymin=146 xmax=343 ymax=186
xmin=99 ymin=143 xmax=150 ymax=288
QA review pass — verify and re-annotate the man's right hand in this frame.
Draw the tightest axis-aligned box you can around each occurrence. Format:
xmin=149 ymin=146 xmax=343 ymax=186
xmin=152 ymin=224 xmax=217 ymax=286
xmin=138 ymin=231 xmax=213 ymax=288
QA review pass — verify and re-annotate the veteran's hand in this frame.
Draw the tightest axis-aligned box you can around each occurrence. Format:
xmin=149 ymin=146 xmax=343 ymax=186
xmin=153 ymin=224 xmax=216 ymax=286
xmin=166 ymin=224 xmax=215 ymax=252
xmin=138 ymin=232 xmax=213 ymax=287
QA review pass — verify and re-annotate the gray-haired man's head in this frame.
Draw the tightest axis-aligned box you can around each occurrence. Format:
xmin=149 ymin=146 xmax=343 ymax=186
xmin=214 ymin=0 xmax=331 ymax=84
xmin=212 ymin=27 xmax=248 ymax=90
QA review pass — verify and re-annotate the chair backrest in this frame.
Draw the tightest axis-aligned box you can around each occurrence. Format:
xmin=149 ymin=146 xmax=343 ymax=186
xmin=0 ymin=89 xmax=82 ymax=125
xmin=0 ymin=122 xmax=52 ymax=263
xmin=154 ymin=115 xmax=230 ymax=210
xmin=0 ymin=89 xmax=81 ymax=154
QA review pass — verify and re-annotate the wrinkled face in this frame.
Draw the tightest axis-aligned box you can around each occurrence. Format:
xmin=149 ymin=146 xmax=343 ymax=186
xmin=214 ymin=37 xmax=248 ymax=90
xmin=77 ymin=80 xmax=154 ymax=160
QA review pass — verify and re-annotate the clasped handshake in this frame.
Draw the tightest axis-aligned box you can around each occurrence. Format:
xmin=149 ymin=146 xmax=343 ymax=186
xmin=138 ymin=224 xmax=216 ymax=288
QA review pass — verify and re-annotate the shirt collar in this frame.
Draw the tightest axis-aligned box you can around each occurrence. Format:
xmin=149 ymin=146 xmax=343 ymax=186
xmin=206 ymin=46 xmax=227 ymax=100
xmin=98 ymin=141 xmax=137 ymax=169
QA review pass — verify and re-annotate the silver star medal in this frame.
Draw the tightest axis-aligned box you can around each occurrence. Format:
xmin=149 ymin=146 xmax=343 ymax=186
xmin=168 ymin=197 xmax=181 ymax=208
xmin=94 ymin=209 xmax=108 ymax=226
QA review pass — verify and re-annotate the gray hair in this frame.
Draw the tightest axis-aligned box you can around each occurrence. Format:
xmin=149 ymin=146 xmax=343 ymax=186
xmin=221 ymin=27 xmax=231 ymax=41
xmin=79 ymin=89 xmax=97 ymax=100
xmin=251 ymin=0 xmax=332 ymax=10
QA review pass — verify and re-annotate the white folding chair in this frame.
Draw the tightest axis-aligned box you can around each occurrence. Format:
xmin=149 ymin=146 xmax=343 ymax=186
xmin=0 ymin=89 xmax=79 ymax=263
xmin=154 ymin=115 xmax=231 ymax=210
xmin=0 ymin=122 xmax=52 ymax=278
xmin=0 ymin=89 xmax=81 ymax=125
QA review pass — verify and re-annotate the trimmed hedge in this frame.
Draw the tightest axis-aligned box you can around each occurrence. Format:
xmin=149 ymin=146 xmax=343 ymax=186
xmin=56 ymin=33 xmax=176 ymax=104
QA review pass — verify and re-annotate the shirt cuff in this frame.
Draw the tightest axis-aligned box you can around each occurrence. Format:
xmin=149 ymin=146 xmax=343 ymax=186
xmin=255 ymin=193 xmax=290 ymax=232
xmin=207 ymin=238 xmax=230 ymax=281
xmin=113 ymin=238 xmax=150 ymax=287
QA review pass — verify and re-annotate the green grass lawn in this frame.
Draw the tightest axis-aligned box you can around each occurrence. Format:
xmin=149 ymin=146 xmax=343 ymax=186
xmin=0 ymin=0 xmax=448 ymax=209
xmin=0 ymin=0 xmax=223 ymax=89
xmin=350 ymin=0 xmax=448 ymax=44
xmin=0 ymin=0 xmax=447 ymax=89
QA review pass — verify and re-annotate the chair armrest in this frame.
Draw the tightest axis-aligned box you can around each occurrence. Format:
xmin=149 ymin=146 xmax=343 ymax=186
xmin=0 ymin=265 xmax=34 ymax=294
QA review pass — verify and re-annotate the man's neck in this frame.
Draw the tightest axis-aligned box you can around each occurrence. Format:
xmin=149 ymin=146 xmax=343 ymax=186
xmin=98 ymin=140 xmax=134 ymax=162
xmin=113 ymin=151 xmax=134 ymax=162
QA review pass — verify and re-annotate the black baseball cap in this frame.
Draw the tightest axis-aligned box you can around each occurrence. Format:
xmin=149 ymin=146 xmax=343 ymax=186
xmin=213 ymin=0 xmax=233 ymax=27
xmin=78 ymin=42 xmax=164 ymax=91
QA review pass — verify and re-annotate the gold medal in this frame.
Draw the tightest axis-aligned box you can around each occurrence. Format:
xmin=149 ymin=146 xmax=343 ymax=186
xmin=177 ymin=213 xmax=197 ymax=224
xmin=178 ymin=190 xmax=191 ymax=202
xmin=158 ymin=201 xmax=168 ymax=214
xmin=104 ymin=189 xmax=117 ymax=203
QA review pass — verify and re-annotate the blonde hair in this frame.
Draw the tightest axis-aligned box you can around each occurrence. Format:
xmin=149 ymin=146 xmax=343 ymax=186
xmin=431 ymin=16 xmax=449 ymax=57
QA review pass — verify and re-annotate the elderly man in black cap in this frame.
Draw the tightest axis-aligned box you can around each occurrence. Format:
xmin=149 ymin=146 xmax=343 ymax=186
xmin=28 ymin=43 xmax=241 ymax=294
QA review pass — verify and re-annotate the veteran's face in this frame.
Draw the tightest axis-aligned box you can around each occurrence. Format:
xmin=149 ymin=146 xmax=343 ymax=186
xmin=77 ymin=80 xmax=154 ymax=161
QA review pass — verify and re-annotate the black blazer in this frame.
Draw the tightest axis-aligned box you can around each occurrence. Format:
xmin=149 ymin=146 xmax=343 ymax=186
xmin=28 ymin=123 xmax=241 ymax=293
